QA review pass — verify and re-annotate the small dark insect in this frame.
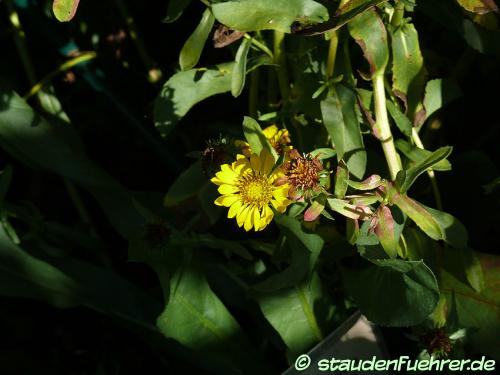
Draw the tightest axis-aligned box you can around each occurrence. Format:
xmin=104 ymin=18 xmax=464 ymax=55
xmin=213 ymin=24 xmax=244 ymax=48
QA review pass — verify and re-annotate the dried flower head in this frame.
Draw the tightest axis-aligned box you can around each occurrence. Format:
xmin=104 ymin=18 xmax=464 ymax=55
xmin=201 ymin=136 xmax=236 ymax=177
xmin=421 ymin=329 xmax=452 ymax=358
xmin=281 ymin=149 xmax=324 ymax=200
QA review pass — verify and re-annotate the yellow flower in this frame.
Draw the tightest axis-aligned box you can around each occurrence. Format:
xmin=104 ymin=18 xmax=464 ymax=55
xmin=235 ymin=124 xmax=292 ymax=157
xmin=211 ymin=149 xmax=291 ymax=231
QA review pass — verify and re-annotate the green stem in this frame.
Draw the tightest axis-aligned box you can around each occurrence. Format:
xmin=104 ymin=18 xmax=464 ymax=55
xmin=391 ymin=0 xmax=405 ymax=28
xmin=373 ymin=73 xmax=402 ymax=180
xmin=411 ymin=128 xmax=444 ymax=210
xmin=244 ymin=34 xmax=274 ymax=59
xmin=273 ymin=30 xmax=290 ymax=100
xmin=113 ymin=0 xmax=162 ymax=83
xmin=326 ymin=31 xmax=339 ymax=79
xmin=249 ymin=68 xmax=260 ymax=118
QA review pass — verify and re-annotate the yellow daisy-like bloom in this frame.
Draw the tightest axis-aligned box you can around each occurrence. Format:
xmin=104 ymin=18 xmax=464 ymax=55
xmin=235 ymin=124 xmax=293 ymax=157
xmin=211 ymin=149 xmax=291 ymax=231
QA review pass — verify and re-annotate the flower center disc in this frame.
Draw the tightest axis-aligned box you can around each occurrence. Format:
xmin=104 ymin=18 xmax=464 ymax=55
xmin=239 ymin=173 xmax=273 ymax=207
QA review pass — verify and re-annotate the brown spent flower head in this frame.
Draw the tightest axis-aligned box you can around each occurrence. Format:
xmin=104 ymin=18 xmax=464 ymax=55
xmin=201 ymin=137 xmax=236 ymax=177
xmin=421 ymin=329 xmax=452 ymax=358
xmin=281 ymin=149 xmax=324 ymax=200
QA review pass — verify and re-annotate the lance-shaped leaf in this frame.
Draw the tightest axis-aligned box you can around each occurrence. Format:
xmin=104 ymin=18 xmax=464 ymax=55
xmin=423 ymin=78 xmax=462 ymax=120
xmin=164 ymin=0 xmax=193 ymax=23
xmin=348 ymin=8 xmax=388 ymax=76
xmin=386 ymin=100 xmax=412 ymax=137
xmin=396 ymin=146 xmax=453 ymax=193
xmin=154 ymin=63 xmax=234 ymax=138
xmin=342 ymin=258 xmax=440 ymax=326
xmin=309 ymin=148 xmax=336 ymax=160
xmin=334 ymin=160 xmax=349 ymax=198
xmin=242 ymin=117 xmax=278 ymax=160
xmin=211 ymin=0 xmax=329 ymax=33
xmin=421 ymin=204 xmax=468 ymax=249
xmin=253 ymin=215 xmax=324 ymax=291
xmin=395 ymin=139 xmax=452 ymax=172
xmin=304 ymin=195 xmax=326 ymax=222
xmin=346 ymin=174 xmax=383 ymax=190
xmin=257 ymin=272 xmax=327 ymax=357
xmin=391 ymin=23 xmax=427 ymax=123
xmin=327 ymin=198 xmax=372 ymax=220
xmin=372 ymin=205 xmax=398 ymax=258
xmin=321 ymin=84 xmax=366 ymax=179
xmin=157 ymin=257 xmax=262 ymax=372
xmin=53 ymin=0 xmax=80 ymax=22
xmin=164 ymin=161 xmax=206 ymax=207
xmin=456 ymin=0 xmax=498 ymax=14
xmin=292 ymin=0 xmax=389 ymax=36
xmin=179 ymin=9 xmax=215 ymax=70
xmin=231 ymin=38 xmax=251 ymax=97
xmin=441 ymin=251 xmax=500 ymax=360
xmin=388 ymin=188 xmax=443 ymax=241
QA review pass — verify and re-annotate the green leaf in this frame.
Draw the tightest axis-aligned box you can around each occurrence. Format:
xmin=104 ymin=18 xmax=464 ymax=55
xmin=395 ymin=139 xmax=452 ymax=171
xmin=164 ymin=161 xmax=206 ymax=207
xmin=179 ymin=9 xmax=215 ymax=70
xmin=373 ymin=205 xmax=398 ymax=258
xmin=257 ymin=272 xmax=325 ymax=357
xmin=456 ymin=0 xmax=498 ymax=14
xmin=157 ymin=257 xmax=262 ymax=372
xmin=0 ymin=225 xmax=159 ymax=323
xmin=292 ymin=0 xmax=389 ymax=36
xmin=321 ymin=84 xmax=366 ymax=179
xmin=0 ymin=165 xmax=13 ymax=203
xmin=423 ymin=78 xmax=462 ymax=120
xmin=242 ymin=116 xmax=277 ymax=159
xmin=52 ymin=0 xmax=80 ymax=22
xmin=396 ymin=146 xmax=453 ymax=193
xmin=164 ymin=0 xmax=193 ymax=23
xmin=386 ymin=100 xmax=412 ymax=137
xmin=0 ymin=91 xmax=146 ymax=238
xmin=422 ymin=205 xmax=468 ymax=249
xmin=334 ymin=161 xmax=349 ymax=198
xmin=254 ymin=215 xmax=324 ymax=292
xmin=343 ymin=258 xmax=440 ymax=326
xmin=346 ymin=174 xmax=383 ymax=190
xmin=327 ymin=198 xmax=372 ymax=220
xmin=211 ymin=0 xmax=329 ymax=33
xmin=304 ymin=196 xmax=326 ymax=222
xmin=154 ymin=63 xmax=234 ymax=138
xmin=231 ymin=38 xmax=251 ymax=97
xmin=389 ymin=188 xmax=443 ymax=241
xmin=348 ymin=8 xmax=388 ymax=76
xmin=309 ymin=148 xmax=336 ymax=160
xmin=459 ymin=248 xmax=486 ymax=293
xmin=391 ymin=23 xmax=427 ymax=123
xmin=441 ymin=251 xmax=500 ymax=360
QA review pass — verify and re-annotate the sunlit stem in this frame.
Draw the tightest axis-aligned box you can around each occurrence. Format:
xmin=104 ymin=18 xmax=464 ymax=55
xmin=412 ymin=128 xmax=444 ymax=210
xmin=391 ymin=0 xmax=405 ymax=28
xmin=373 ymin=73 xmax=402 ymax=180
xmin=273 ymin=30 xmax=290 ymax=100
xmin=326 ymin=31 xmax=339 ymax=79
xmin=244 ymin=34 xmax=274 ymax=59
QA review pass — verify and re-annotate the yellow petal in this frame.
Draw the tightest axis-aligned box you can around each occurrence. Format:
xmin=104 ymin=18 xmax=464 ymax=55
xmin=215 ymin=170 xmax=237 ymax=184
xmin=244 ymin=206 xmax=255 ymax=231
xmin=228 ymin=200 xmax=243 ymax=218
xmin=253 ymin=206 xmax=261 ymax=231
xmin=236 ymin=204 xmax=249 ymax=227
xmin=218 ymin=184 xmax=239 ymax=195
xmin=210 ymin=176 xmax=224 ymax=186
xmin=262 ymin=124 xmax=278 ymax=138
xmin=261 ymin=205 xmax=274 ymax=230
xmin=214 ymin=194 xmax=239 ymax=207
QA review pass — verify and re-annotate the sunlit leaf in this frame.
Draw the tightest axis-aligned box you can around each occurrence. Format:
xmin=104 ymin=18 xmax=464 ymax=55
xmin=52 ymin=0 xmax=80 ymax=22
xmin=179 ymin=9 xmax=215 ymax=70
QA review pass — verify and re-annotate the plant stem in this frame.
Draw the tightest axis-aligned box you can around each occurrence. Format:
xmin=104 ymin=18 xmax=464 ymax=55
xmin=326 ymin=31 xmax=339 ymax=79
xmin=411 ymin=128 xmax=444 ymax=210
xmin=113 ymin=0 xmax=162 ymax=83
xmin=391 ymin=0 xmax=405 ymax=28
xmin=249 ymin=68 xmax=260 ymax=118
xmin=244 ymin=33 xmax=274 ymax=59
xmin=273 ymin=30 xmax=290 ymax=100
xmin=373 ymin=73 xmax=402 ymax=180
